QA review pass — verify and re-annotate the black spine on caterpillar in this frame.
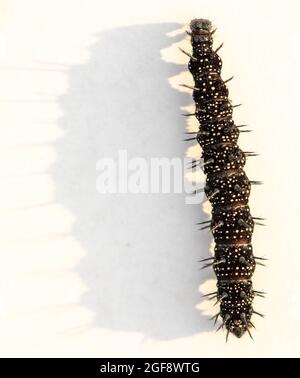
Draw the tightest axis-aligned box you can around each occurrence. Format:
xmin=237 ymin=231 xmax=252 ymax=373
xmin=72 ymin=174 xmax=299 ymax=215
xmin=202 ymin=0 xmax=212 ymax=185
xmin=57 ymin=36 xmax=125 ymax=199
xmin=186 ymin=19 xmax=260 ymax=339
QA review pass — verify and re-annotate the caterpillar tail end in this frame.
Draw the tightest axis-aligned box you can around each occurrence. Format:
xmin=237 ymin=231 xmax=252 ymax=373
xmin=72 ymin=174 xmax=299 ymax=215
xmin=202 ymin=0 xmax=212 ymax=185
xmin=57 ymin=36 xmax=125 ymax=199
xmin=223 ymin=313 xmax=254 ymax=339
xmin=227 ymin=323 xmax=247 ymax=339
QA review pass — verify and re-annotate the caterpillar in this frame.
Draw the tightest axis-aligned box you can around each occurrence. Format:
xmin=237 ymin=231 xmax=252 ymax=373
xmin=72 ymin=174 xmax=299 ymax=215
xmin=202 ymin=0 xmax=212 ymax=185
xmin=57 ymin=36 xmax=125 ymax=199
xmin=182 ymin=19 xmax=265 ymax=340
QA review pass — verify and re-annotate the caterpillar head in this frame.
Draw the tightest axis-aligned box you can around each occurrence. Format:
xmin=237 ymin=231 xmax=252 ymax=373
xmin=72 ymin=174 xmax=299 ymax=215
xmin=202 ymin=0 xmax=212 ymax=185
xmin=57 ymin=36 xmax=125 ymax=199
xmin=190 ymin=18 xmax=212 ymax=32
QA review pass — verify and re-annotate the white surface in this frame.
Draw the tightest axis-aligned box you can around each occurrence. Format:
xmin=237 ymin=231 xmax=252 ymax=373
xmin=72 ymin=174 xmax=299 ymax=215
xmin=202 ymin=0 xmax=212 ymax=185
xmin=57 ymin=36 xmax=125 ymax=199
xmin=0 ymin=0 xmax=300 ymax=357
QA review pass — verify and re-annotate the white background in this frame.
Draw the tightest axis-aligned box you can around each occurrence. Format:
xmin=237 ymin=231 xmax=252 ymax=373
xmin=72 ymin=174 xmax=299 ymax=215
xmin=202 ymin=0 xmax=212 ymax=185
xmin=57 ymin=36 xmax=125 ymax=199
xmin=0 ymin=0 xmax=300 ymax=357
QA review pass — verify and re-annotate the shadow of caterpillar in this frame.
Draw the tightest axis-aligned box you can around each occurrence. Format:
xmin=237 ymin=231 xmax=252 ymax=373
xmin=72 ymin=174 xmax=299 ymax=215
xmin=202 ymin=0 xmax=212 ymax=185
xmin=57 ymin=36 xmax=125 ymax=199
xmin=182 ymin=19 xmax=265 ymax=340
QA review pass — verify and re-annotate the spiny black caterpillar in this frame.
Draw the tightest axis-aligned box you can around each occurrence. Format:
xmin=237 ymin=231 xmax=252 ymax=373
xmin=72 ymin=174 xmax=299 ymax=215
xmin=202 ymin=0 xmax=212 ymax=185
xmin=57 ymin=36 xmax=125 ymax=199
xmin=181 ymin=19 xmax=265 ymax=340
